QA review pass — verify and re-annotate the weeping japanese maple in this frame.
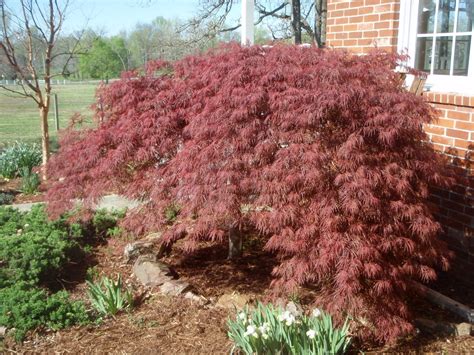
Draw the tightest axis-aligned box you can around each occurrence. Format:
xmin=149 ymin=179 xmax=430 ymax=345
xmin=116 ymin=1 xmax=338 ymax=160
xmin=46 ymin=44 xmax=454 ymax=343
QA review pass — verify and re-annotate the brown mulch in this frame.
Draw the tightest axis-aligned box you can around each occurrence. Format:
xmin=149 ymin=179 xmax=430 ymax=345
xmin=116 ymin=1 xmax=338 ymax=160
xmin=7 ymin=296 xmax=232 ymax=354
xmin=0 ymin=177 xmax=45 ymax=204
xmin=2 ymin=236 xmax=473 ymax=354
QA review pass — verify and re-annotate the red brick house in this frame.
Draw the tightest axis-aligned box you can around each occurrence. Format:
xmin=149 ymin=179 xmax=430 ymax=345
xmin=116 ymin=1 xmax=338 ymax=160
xmin=326 ymin=0 xmax=473 ymax=284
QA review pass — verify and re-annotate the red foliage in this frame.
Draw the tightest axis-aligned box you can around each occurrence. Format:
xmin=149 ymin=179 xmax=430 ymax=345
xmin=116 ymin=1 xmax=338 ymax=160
xmin=46 ymin=44 xmax=454 ymax=343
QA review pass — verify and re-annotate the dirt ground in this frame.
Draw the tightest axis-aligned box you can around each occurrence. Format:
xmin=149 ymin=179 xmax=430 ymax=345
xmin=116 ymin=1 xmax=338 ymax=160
xmin=2 ymin=236 xmax=473 ymax=354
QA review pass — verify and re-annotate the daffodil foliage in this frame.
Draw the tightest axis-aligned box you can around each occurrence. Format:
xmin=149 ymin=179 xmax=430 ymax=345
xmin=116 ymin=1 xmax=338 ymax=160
xmin=46 ymin=44 xmax=453 ymax=343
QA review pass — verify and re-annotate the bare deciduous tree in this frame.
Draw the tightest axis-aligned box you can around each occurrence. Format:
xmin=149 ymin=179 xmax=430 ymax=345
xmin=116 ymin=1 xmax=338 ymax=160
xmin=188 ymin=0 xmax=327 ymax=46
xmin=0 ymin=0 xmax=80 ymax=178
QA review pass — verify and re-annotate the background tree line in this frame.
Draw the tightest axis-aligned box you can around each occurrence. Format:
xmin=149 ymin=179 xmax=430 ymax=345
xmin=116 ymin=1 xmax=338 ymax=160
xmin=0 ymin=15 xmax=273 ymax=81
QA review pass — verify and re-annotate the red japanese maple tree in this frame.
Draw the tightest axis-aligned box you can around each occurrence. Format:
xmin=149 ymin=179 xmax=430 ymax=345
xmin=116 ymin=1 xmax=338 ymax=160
xmin=46 ymin=44 xmax=454 ymax=343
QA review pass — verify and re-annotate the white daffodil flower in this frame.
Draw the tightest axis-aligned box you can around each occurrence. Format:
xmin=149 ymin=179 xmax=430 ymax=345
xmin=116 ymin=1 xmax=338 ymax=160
xmin=258 ymin=322 xmax=270 ymax=335
xmin=285 ymin=314 xmax=295 ymax=326
xmin=244 ymin=324 xmax=258 ymax=338
xmin=306 ymin=329 xmax=317 ymax=339
xmin=279 ymin=311 xmax=296 ymax=326
xmin=238 ymin=312 xmax=247 ymax=324
xmin=312 ymin=308 xmax=322 ymax=318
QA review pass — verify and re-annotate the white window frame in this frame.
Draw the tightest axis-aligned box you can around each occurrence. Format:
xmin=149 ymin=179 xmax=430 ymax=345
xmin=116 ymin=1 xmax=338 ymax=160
xmin=398 ymin=0 xmax=474 ymax=95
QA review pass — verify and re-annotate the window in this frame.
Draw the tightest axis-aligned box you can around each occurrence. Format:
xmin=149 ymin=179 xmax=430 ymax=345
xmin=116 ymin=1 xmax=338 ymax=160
xmin=398 ymin=0 xmax=474 ymax=94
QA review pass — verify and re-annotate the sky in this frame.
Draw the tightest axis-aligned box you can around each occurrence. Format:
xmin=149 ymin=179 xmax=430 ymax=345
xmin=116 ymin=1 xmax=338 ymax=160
xmin=64 ymin=0 xmax=240 ymax=35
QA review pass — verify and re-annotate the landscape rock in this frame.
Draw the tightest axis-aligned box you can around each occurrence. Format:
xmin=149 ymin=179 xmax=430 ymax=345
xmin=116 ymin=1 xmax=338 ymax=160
xmin=216 ymin=293 xmax=250 ymax=310
xmin=159 ymin=280 xmax=193 ymax=296
xmin=184 ymin=291 xmax=209 ymax=305
xmin=124 ymin=232 xmax=171 ymax=263
xmin=124 ymin=241 xmax=154 ymax=264
xmin=455 ymin=322 xmax=472 ymax=337
xmin=132 ymin=254 xmax=177 ymax=287
xmin=0 ymin=326 xmax=6 ymax=338
xmin=146 ymin=232 xmax=173 ymax=259
xmin=415 ymin=318 xmax=472 ymax=337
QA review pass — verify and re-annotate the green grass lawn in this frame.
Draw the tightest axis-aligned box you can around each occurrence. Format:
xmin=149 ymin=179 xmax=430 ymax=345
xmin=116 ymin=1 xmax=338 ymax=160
xmin=0 ymin=83 xmax=98 ymax=146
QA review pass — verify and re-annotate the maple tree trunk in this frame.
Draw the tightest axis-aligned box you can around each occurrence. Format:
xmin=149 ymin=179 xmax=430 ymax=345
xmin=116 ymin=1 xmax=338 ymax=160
xmin=40 ymin=105 xmax=50 ymax=180
xmin=228 ymin=226 xmax=243 ymax=259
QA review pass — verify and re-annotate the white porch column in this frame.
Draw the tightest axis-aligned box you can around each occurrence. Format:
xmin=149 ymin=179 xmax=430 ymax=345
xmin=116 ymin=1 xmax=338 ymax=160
xmin=241 ymin=0 xmax=254 ymax=45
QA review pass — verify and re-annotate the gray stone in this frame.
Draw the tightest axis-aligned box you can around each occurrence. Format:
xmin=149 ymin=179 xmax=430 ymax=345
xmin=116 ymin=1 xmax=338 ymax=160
xmin=415 ymin=318 xmax=472 ymax=337
xmin=455 ymin=323 xmax=472 ymax=337
xmin=124 ymin=232 xmax=170 ymax=263
xmin=216 ymin=293 xmax=250 ymax=309
xmin=0 ymin=326 xmax=6 ymax=338
xmin=6 ymin=194 xmax=141 ymax=213
xmin=145 ymin=232 xmax=172 ymax=259
xmin=132 ymin=255 xmax=177 ymax=287
xmin=160 ymin=280 xmax=193 ymax=296
xmin=124 ymin=241 xmax=154 ymax=263
xmin=184 ymin=291 xmax=209 ymax=305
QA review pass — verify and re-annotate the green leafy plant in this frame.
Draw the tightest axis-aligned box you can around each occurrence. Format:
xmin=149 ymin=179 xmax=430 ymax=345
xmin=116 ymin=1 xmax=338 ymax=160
xmin=92 ymin=208 xmax=125 ymax=238
xmin=164 ymin=203 xmax=181 ymax=223
xmin=87 ymin=275 xmax=133 ymax=316
xmin=228 ymin=302 xmax=351 ymax=355
xmin=86 ymin=266 xmax=100 ymax=281
xmin=0 ymin=141 xmax=41 ymax=179
xmin=19 ymin=166 xmax=40 ymax=194
xmin=0 ymin=283 xmax=90 ymax=342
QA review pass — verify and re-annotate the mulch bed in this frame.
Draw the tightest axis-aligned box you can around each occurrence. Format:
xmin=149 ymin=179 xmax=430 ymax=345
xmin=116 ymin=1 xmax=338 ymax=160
xmin=2 ymin=236 xmax=473 ymax=354
xmin=0 ymin=177 xmax=45 ymax=204
xmin=1 ymin=183 xmax=472 ymax=353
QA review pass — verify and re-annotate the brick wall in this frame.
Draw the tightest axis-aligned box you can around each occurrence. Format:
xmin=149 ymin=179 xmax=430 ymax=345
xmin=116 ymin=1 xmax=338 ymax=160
xmin=326 ymin=0 xmax=400 ymax=53
xmin=423 ymin=92 xmax=474 ymax=285
xmin=325 ymin=0 xmax=474 ymax=286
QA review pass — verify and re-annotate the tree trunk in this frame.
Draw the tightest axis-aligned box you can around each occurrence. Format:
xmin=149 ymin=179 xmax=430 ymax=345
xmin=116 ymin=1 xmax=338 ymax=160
xmin=292 ymin=0 xmax=302 ymax=44
xmin=228 ymin=226 xmax=243 ymax=259
xmin=40 ymin=105 xmax=50 ymax=180
xmin=315 ymin=0 xmax=327 ymax=48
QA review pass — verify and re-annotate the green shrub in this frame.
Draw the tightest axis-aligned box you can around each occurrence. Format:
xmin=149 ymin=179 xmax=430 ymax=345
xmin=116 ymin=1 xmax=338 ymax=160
xmin=0 ymin=206 xmax=130 ymax=341
xmin=0 ymin=283 xmax=89 ymax=342
xmin=87 ymin=275 xmax=133 ymax=316
xmin=92 ymin=208 xmax=125 ymax=238
xmin=228 ymin=302 xmax=351 ymax=355
xmin=0 ymin=192 xmax=14 ymax=205
xmin=19 ymin=167 xmax=40 ymax=195
xmin=0 ymin=141 xmax=42 ymax=179
xmin=0 ymin=206 xmax=79 ymax=285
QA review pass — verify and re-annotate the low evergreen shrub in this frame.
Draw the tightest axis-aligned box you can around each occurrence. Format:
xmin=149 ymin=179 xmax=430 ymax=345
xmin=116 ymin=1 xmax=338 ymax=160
xmin=0 ymin=192 xmax=14 ymax=205
xmin=0 ymin=205 xmax=126 ymax=341
xmin=0 ymin=283 xmax=89 ymax=342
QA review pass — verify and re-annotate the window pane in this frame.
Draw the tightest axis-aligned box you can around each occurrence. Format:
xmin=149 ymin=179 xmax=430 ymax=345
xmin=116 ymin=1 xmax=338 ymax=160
xmin=437 ymin=0 xmax=457 ymax=33
xmin=416 ymin=37 xmax=434 ymax=72
xmin=453 ymin=35 xmax=471 ymax=75
xmin=434 ymin=36 xmax=453 ymax=74
xmin=418 ymin=0 xmax=437 ymax=33
xmin=457 ymin=0 xmax=474 ymax=32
